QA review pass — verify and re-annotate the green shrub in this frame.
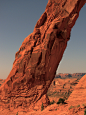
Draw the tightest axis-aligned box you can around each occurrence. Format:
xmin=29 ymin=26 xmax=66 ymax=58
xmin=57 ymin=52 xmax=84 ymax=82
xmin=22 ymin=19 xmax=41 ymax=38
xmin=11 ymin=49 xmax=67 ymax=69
xmin=41 ymin=102 xmax=44 ymax=111
xmin=82 ymin=103 xmax=86 ymax=107
xmin=77 ymin=105 xmax=80 ymax=107
xmin=82 ymin=104 xmax=85 ymax=106
xmin=57 ymin=98 xmax=65 ymax=104
xmin=50 ymin=100 xmax=55 ymax=105
xmin=16 ymin=112 xmax=18 ymax=115
xmin=84 ymin=109 xmax=86 ymax=115
xmin=64 ymin=96 xmax=67 ymax=100
xmin=69 ymin=105 xmax=74 ymax=110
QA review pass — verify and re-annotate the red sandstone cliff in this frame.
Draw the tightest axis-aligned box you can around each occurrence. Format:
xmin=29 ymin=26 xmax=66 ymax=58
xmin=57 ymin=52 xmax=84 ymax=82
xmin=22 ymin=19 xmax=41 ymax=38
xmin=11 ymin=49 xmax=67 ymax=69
xmin=0 ymin=0 xmax=86 ymax=114
xmin=67 ymin=74 xmax=86 ymax=106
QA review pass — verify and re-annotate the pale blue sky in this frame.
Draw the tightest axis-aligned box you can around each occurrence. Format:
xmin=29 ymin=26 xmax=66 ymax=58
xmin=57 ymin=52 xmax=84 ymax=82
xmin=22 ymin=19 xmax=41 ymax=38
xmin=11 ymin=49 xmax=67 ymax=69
xmin=0 ymin=1 xmax=86 ymax=79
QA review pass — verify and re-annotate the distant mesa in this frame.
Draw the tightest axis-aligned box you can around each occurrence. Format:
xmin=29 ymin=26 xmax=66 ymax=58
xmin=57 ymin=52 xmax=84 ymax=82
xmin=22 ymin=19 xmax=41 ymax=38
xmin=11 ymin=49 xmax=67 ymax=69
xmin=0 ymin=73 xmax=85 ymax=87
xmin=55 ymin=73 xmax=86 ymax=79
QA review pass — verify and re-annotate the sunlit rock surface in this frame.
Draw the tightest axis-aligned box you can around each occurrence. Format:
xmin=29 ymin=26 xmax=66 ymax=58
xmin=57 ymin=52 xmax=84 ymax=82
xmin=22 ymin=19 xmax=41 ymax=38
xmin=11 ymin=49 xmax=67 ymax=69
xmin=0 ymin=0 xmax=86 ymax=113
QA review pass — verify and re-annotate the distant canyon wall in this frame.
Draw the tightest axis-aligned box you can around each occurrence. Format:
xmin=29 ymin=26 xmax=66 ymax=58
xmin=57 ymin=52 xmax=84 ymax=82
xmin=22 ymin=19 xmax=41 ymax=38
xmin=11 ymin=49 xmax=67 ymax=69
xmin=55 ymin=73 xmax=86 ymax=79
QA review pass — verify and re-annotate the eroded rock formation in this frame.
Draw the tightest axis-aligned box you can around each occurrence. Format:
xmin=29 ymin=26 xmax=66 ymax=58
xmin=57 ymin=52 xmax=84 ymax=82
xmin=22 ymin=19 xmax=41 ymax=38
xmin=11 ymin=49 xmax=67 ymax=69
xmin=67 ymin=74 xmax=86 ymax=106
xmin=0 ymin=0 xmax=86 ymax=112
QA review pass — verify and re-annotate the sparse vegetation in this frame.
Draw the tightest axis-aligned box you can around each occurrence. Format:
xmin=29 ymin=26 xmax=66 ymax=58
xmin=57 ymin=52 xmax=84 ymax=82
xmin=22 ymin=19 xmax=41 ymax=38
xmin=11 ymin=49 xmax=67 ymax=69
xmin=50 ymin=100 xmax=55 ymax=105
xmin=69 ymin=105 xmax=74 ymax=110
xmin=16 ymin=112 xmax=18 ymax=115
xmin=57 ymin=98 xmax=65 ymax=104
xmin=76 ymin=104 xmax=80 ymax=107
xmin=82 ymin=103 xmax=86 ymax=108
xmin=53 ymin=91 xmax=57 ymax=94
xmin=84 ymin=109 xmax=86 ymax=115
xmin=41 ymin=102 xmax=44 ymax=111
xmin=47 ymin=77 xmax=83 ymax=106
xmin=64 ymin=96 xmax=67 ymax=100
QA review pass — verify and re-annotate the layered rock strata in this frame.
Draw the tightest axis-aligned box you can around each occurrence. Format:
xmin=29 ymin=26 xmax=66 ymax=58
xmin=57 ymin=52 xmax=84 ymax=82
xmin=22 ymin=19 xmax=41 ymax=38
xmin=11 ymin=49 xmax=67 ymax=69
xmin=67 ymin=74 xmax=86 ymax=106
xmin=0 ymin=0 xmax=86 ymax=111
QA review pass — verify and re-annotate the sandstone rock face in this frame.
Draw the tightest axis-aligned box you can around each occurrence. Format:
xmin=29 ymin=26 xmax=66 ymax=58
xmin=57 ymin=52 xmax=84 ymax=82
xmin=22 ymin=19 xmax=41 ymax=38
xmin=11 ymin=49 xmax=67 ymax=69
xmin=0 ymin=0 xmax=86 ymax=112
xmin=67 ymin=74 xmax=86 ymax=106
xmin=0 ymin=79 xmax=5 ymax=87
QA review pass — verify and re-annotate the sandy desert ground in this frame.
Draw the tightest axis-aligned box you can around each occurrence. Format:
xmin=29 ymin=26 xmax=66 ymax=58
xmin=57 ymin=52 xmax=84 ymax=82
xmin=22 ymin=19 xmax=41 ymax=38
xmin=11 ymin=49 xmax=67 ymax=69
xmin=0 ymin=75 xmax=86 ymax=115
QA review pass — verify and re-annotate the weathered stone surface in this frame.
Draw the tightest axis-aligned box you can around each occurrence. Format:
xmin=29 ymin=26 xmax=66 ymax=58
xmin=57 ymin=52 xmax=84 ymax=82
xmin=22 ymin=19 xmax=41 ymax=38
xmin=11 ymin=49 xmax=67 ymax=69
xmin=0 ymin=0 xmax=86 ymax=112
xmin=66 ymin=74 xmax=86 ymax=106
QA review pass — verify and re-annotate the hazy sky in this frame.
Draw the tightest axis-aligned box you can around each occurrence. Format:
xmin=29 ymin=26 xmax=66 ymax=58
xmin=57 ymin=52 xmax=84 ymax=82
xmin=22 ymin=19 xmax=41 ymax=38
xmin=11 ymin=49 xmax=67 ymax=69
xmin=0 ymin=1 xmax=86 ymax=79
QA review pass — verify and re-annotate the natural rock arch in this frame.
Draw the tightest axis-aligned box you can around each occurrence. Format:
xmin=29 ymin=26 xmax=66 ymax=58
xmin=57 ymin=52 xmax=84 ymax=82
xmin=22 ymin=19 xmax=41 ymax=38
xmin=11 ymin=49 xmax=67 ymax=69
xmin=0 ymin=0 xmax=86 ymax=112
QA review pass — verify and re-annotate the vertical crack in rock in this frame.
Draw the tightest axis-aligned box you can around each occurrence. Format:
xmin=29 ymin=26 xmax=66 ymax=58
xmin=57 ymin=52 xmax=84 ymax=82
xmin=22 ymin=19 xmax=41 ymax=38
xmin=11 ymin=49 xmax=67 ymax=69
xmin=47 ymin=32 xmax=55 ymax=52
xmin=62 ymin=0 xmax=67 ymax=7
xmin=30 ymin=38 xmax=38 ymax=58
xmin=37 ymin=52 xmax=42 ymax=66
xmin=0 ymin=0 xmax=86 ymax=112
